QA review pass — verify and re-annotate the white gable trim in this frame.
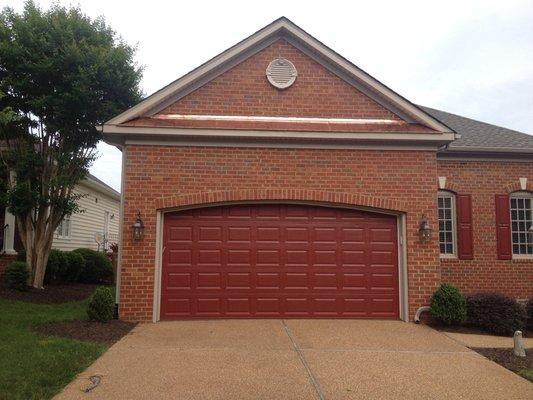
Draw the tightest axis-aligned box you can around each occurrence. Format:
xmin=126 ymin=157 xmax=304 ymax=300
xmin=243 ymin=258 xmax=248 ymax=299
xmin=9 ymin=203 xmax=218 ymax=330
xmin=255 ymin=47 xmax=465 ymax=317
xmin=105 ymin=18 xmax=453 ymax=133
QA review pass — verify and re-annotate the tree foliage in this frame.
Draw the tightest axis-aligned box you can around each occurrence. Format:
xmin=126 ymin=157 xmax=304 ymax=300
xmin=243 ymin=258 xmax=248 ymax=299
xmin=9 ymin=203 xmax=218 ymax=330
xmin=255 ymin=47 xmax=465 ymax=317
xmin=0 ymin=1 xmax=142 ymax=287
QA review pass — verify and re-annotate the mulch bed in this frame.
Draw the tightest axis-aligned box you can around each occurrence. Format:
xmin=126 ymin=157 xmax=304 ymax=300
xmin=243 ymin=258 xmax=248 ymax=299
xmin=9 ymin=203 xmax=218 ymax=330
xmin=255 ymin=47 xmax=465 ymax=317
xmin=472 ymin=347 xmax=532 ymax=373
xmin=0 ymin=283 xmax=99 ymax=304
xmin=33 ymin=320 xmax=137 ymax=345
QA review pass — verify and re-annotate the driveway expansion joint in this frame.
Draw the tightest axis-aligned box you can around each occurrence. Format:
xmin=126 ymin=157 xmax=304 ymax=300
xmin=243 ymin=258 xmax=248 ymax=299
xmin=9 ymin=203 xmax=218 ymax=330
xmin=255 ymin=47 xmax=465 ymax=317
xmin=282 ymin=320 xmax=325 ymax=400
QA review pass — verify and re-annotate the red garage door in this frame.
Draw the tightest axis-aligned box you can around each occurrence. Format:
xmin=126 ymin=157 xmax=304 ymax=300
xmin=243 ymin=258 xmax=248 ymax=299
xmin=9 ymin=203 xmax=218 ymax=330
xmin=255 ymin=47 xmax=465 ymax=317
xmin=160 ymin=204 xmax=399 ymax=319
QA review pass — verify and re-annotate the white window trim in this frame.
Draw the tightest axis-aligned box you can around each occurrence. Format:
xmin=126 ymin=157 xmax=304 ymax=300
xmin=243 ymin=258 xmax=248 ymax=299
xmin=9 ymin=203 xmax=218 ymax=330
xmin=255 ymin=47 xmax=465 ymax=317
xmin=438 ymin=190 xmax=457 ymax=258
xmin=56 ymin=215 xmax=71 ymax=240
xmin=509 ymin=191 xmax=533 ymax=259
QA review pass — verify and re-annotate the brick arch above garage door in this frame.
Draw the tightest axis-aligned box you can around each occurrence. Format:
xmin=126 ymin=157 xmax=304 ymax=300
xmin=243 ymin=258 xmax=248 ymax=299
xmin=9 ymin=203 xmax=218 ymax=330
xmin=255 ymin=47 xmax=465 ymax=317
xmin=160 ymin=203 xmax=399 ymax=320
xmin=154 ymin=189 xmax=408 ymax=213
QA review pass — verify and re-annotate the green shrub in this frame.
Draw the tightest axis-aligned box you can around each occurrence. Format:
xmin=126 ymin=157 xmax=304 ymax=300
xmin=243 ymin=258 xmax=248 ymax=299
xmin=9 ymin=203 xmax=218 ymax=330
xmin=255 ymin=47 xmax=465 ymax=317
xmin=73 ymin=248 xmax=113 ymax=283
xmin=527 ymin=298 xmax=533 ymax=331
xmin=430 ymin=283 xmax=466 ymax=325
xmin=467 ymin=293 xmax=526 ymax=336
xmin=44 ymin=249 xmax=68 ymax=284
xmin=15 ymin=249 xmax=26 ymax=262
xmin=5 ymin=261 xmax=29 ymax=291
xmin=87 ymin=286 xmax=115 ymax=322
xmin=62 ymin=251 xmax=85 ymax=282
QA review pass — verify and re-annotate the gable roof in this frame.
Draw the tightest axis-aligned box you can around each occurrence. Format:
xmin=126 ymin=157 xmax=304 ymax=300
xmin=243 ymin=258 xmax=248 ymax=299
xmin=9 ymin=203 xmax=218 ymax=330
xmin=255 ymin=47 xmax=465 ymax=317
xmin=421 ymin=106 xmax=533 ymax=155
xmin=105 ymin=17 xmax=452 ymax=134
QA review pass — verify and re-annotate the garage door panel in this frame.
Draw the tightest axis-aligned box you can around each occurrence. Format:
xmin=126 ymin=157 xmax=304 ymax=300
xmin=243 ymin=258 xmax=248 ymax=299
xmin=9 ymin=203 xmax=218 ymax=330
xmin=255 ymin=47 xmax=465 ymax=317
xmin=285 ymin=273 xmax=309 ymax=289
xmin=197 ymin=272 xmax=222 ymax=289
xmin=166 ymin=272 xmax=192 ymax=290
xmin=169 ymin=226 xmax=193 ymax=242
xmin=161 ymin=204 xmax=399 ymax=319
xmin=228 ymin=226 xmax=251 ymax=242
xmin=313 ymin=250 xmax=337 ymax=266
xmin=198 ymin=226 xmax=222 ymax=242
xmin=286 ymin=227 xmax=310 ymax=242
xmin=227 ymin=272 xmax=251 ymax=289
xmin=256 ymin=227 xmax=281 ymax=242
xmin=256 ymin=250 xmax=280 ymax=266
xmin=286 ymin=250 xmax=309 ymax=265
xmin=168 ymin=249 xmax=192 ymax=265
xmin=256 ymin=272 xmax=280 ymax=289
xmin=198 ymin=249 xmax=221 ymax=265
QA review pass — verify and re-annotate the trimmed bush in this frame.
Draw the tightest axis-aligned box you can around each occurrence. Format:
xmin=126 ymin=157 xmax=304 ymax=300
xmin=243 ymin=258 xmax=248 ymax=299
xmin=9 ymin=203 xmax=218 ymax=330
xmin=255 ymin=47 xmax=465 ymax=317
xmin=5 ymin=261 xmax=29 ymax=291
xmin=73 ymin=248 xmax=113 ymax=283
xmin=87 ymin=286 xmax=115 ymax=322
xmin=62 ymin=251 xmax=85 ymax=282
xmin=44 ymin=249 xmax=68 ymax=284
xmin=467 ymin=293 xmax=526 ymax=336
xmin=527 ymin=298 xmax=533 ymax=331
xmin=430 ymin=283 xmax=467 ymax=325
xmin=15 ymin=249 xmax=26 ymax=262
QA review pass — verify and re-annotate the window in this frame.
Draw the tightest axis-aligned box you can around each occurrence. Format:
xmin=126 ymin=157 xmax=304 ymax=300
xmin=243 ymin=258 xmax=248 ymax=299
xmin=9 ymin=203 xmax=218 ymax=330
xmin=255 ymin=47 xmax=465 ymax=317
xmin=510 ymin=192 xmax=533 ymax=256
xmin=438 ymin=191 xmax=456 ymax=256
xmin=56 ymin=215 xmax=71 ymax=239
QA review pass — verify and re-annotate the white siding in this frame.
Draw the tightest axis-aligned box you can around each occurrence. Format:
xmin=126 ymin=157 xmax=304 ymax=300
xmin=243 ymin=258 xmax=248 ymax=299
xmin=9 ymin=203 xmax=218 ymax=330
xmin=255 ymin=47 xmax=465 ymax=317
xmin=52 ymin=183 xmax=120 ymax=252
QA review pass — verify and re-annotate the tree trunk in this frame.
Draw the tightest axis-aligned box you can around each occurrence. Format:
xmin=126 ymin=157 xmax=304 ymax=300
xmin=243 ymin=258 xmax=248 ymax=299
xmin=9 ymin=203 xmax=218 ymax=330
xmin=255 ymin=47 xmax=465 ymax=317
xmin=16 ymin=206 xmax=58 ymax=289
xmin=31 ymin=231 xmax=54 ymax=289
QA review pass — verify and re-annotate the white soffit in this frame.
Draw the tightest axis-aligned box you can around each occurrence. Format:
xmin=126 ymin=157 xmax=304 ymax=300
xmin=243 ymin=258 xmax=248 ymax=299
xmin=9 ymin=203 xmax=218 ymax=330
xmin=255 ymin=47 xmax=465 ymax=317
xmin=105 ymin=17 xmax=453 ymax=133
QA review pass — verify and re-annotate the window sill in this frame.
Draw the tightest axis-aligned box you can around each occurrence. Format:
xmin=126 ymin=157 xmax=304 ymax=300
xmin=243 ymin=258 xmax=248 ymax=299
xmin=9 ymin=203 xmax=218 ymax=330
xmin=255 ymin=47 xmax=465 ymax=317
xmin=511 ymin=256 xmax=533 ymax=263
xmin=439 ymin=255 xmax=457 ymax=260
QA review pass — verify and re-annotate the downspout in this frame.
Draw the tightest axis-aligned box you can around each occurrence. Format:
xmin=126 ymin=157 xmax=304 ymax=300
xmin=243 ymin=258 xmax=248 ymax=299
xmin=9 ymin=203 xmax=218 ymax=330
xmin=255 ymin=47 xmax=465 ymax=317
xmin=414 ymin=306 xmax=430 ymax=324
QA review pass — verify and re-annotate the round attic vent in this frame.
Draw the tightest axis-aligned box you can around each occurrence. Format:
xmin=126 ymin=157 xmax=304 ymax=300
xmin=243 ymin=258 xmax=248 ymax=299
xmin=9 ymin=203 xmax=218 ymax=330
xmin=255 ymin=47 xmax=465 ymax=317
xmin=266 ymin=58 xmax=297 ymax=89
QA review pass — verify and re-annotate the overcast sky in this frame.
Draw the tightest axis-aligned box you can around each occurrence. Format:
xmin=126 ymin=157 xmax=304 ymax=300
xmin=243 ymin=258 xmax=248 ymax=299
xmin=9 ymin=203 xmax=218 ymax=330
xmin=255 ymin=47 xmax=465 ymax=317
xmin=5 ymin=0 xmax=533 ymax=191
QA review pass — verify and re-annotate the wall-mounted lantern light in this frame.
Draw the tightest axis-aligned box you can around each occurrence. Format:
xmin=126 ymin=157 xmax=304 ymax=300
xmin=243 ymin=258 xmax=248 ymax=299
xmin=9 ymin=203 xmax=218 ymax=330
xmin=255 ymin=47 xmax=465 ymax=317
xmin=132 ymin=211 xmax=144 ymax=241
xmin=419 ymin=215 xmax=432 ymax=242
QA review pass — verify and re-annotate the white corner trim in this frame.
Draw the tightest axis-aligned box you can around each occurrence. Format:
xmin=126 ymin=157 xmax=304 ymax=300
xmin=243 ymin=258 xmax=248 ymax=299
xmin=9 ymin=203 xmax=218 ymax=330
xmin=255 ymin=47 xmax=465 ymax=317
xmin=519 ymin=177 xmax=527 ymax=190
xmin=438 ymin=176 xmax=446 ymax=190
xmin=153 ymin=210 xmax=163 ymax=323
xmin=115 ymin=147 xmax=126 ymax=305
xmin=398 ymin=213 xmax=409 ymax=322
xmin=104 ymin=18 xmax=452 ymax=133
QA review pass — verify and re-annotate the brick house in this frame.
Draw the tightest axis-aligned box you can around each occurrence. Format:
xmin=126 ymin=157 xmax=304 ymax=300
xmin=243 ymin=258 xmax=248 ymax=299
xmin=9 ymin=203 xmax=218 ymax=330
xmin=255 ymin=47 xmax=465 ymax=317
xmin=102 ymin=18 xmax=533 ymax=322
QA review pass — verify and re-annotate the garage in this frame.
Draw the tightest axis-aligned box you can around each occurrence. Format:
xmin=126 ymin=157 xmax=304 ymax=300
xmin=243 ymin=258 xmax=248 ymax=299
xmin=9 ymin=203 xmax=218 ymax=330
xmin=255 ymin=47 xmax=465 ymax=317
xmin=160 ymin=203 xmax=399 ymax=319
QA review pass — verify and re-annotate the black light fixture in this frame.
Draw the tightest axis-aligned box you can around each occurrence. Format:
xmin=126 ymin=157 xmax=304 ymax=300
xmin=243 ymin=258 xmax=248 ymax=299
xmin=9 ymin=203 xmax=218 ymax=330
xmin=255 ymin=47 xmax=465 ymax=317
xmin=419 ymin=214 xmax=432 ymax=242
xmin=132 ymin=211 xmax=144 ymax=241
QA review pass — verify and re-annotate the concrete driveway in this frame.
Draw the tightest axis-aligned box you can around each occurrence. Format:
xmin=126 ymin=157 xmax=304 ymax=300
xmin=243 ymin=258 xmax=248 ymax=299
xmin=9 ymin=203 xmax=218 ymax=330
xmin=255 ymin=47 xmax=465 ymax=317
xmin=55 ymin=320 xmax=532 ymax=400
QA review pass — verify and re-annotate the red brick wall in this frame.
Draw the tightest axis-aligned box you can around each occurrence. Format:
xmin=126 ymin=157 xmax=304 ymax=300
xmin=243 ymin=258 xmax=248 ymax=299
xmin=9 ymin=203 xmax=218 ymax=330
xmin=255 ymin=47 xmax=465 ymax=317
xmin=0 ymin=254 xmax=16 ymax=279
xmin=158 ymin=39 xmax=401 ymax=120
xmin=121 ymin=145 xmax=440 ymax=322
xmin=437 ymin=159 xmax=533 ymax=299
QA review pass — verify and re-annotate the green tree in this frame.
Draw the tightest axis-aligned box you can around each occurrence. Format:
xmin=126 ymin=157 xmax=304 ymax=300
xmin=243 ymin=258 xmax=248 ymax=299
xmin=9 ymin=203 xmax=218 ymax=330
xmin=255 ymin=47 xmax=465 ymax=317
xmin=0 ymin=1 xmax=142 ymax=288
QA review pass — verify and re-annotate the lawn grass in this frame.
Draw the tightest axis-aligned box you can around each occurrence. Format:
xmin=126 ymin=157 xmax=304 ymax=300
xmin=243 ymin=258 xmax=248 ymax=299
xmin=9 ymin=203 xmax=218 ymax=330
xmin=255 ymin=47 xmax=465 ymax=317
xmin=517 ymin=369 xmax=533 ymax=383
xmin=0 ymin=296 xmax=106 ymax=400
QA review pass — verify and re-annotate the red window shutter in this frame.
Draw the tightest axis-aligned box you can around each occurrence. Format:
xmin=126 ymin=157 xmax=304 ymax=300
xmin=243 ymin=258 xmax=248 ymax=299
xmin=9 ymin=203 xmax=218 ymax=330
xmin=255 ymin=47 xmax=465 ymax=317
xmin=495 ymin=194 xmax=512 ymax=260
xmin=456 ymin=194 xmax=474 ymax=260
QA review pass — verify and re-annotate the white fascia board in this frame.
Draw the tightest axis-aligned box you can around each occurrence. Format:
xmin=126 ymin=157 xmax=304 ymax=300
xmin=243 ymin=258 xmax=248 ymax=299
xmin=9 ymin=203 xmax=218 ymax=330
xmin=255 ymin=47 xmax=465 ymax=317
xmin=102 ymin=124 xmax=455 ymax=143
xmin=105 ymin=18 xmax=453 ymax=133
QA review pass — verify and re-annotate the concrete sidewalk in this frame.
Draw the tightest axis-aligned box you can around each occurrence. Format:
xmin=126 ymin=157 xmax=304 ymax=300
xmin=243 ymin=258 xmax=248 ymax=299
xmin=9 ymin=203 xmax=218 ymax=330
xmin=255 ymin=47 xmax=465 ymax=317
xmin=54 ymin=320 xmax=532 ymax=400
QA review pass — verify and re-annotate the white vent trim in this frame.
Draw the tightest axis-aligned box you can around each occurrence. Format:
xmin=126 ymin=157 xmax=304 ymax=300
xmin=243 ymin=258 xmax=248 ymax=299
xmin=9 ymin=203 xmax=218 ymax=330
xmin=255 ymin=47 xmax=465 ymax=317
xmin=266 ymin=58 xmax=297 ymax=89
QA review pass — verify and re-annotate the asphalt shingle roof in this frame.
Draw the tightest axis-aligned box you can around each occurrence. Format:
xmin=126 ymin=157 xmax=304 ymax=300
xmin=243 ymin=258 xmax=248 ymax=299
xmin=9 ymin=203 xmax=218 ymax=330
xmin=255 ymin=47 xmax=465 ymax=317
xmin=420 ymin=106 xmax=533 ymax=153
